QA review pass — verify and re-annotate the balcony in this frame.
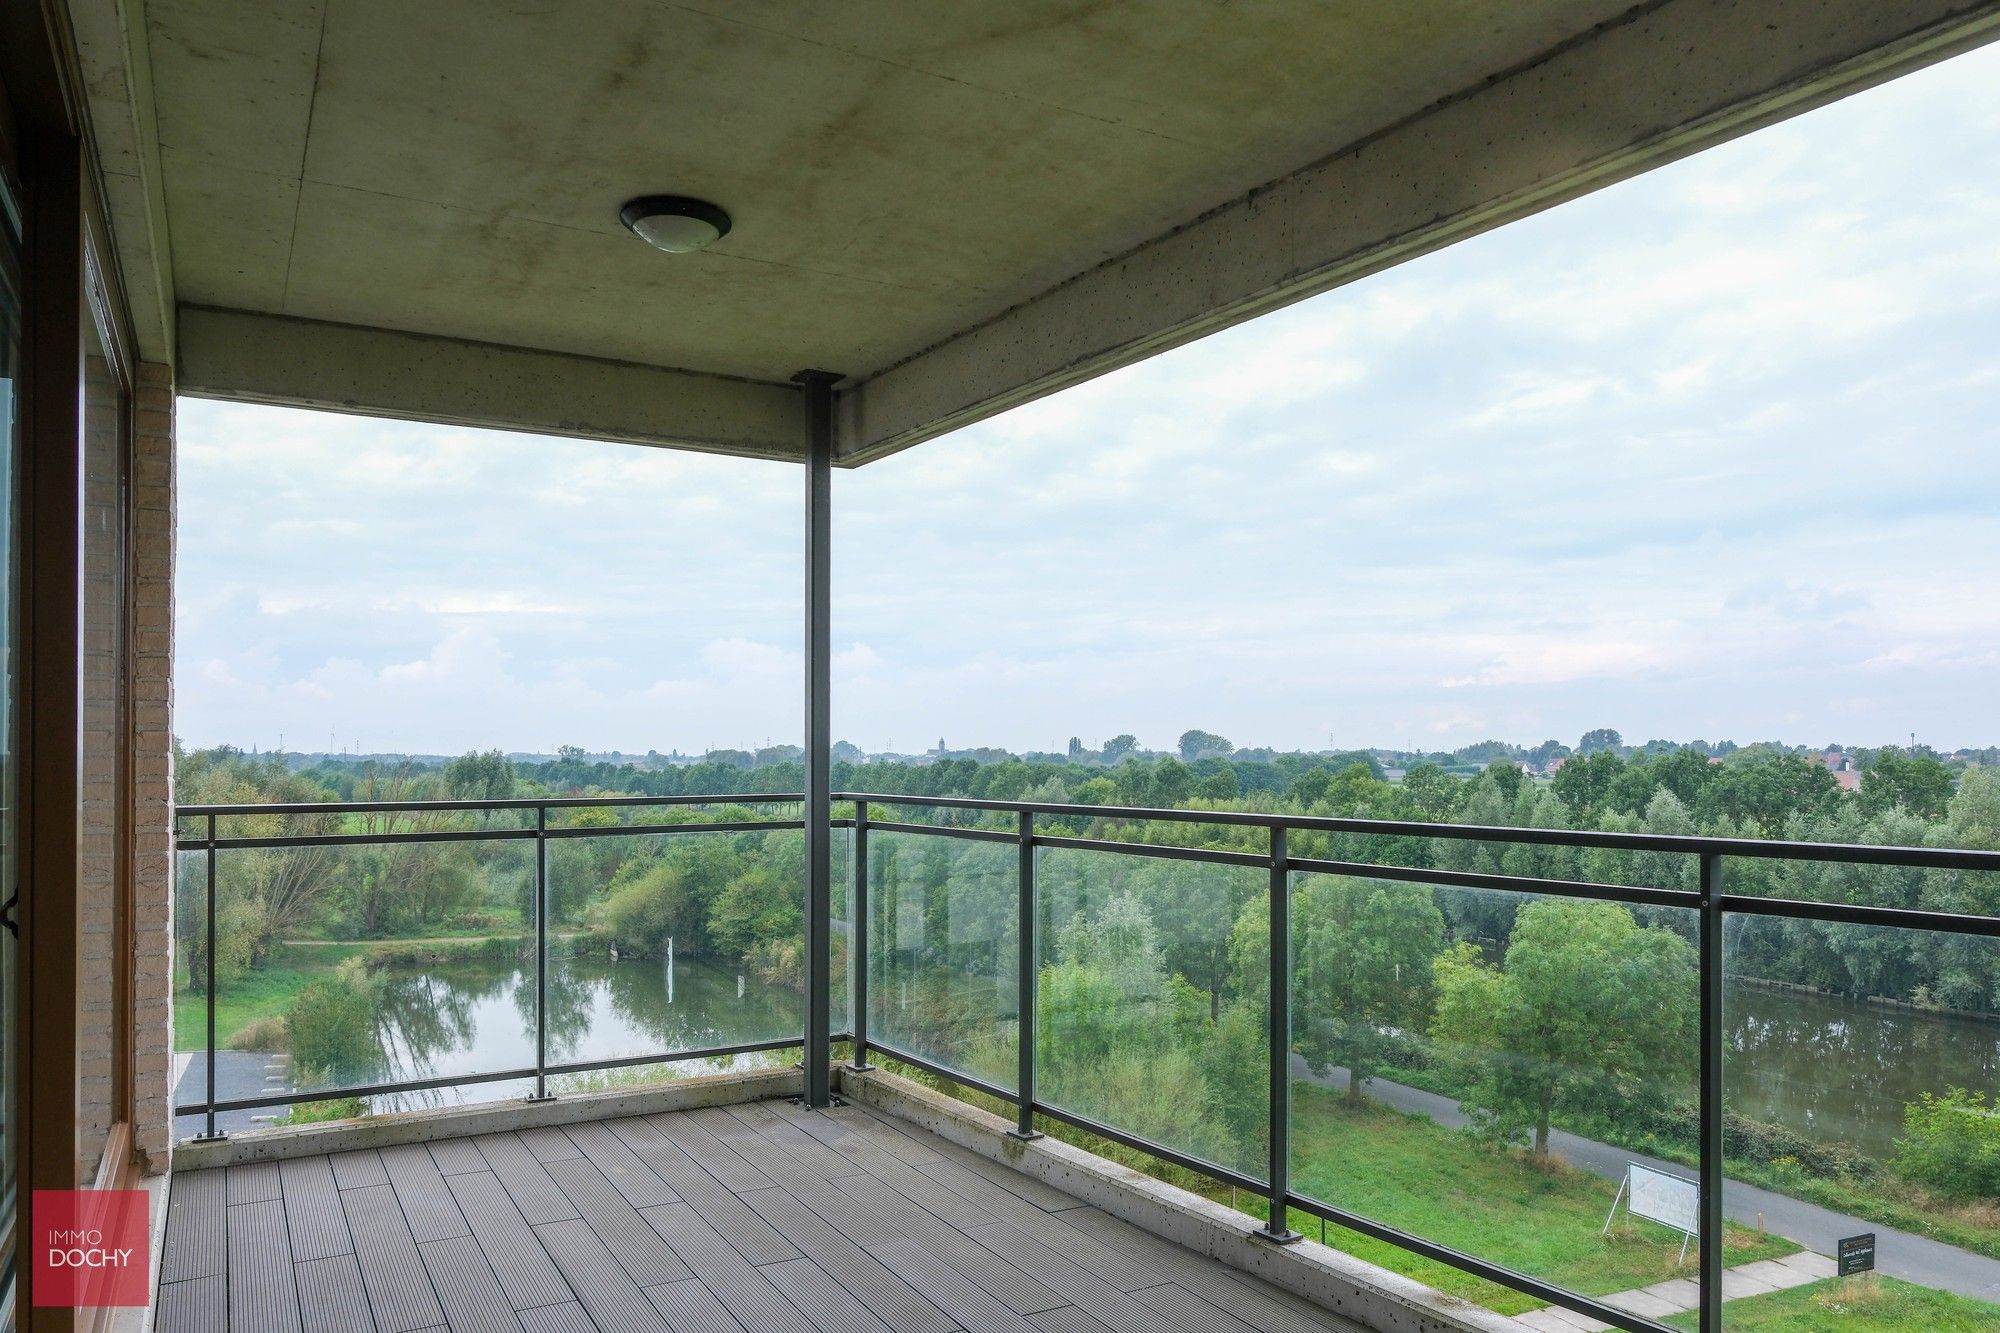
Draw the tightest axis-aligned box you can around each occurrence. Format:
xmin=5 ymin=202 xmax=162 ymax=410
xmin=159 ymin=791 xmax=2000 ymax=1333
xmin=11 ymin=1 xmax=2000 ymax=1329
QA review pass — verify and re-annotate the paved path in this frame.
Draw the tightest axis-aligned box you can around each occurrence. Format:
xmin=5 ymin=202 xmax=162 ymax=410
xmin=1295 ymin=1056 xmax=2000 ymax=1303
xmin=172 ymin=1049 xmax=292 ymax=1136
xmin=1513 ymin=1251 xmax=1834 ymax=1330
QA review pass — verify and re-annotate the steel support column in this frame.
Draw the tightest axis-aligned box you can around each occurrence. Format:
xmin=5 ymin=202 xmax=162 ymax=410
xmin=797 ymin=369 xmax=839 ymax=1108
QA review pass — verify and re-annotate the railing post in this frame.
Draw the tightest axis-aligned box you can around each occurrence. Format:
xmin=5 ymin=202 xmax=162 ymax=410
xmin=1011 ymin=808 xmax=1042 ymax=1140
xmin=1260 ymin=824 xmax=1299 ymax=1241
xmin=1698 ymin=852 xmax=1724 ymax=1333
xmin=531 ymin=804 xmax=552 ymax=1101
xmin=798 ymin=368 xmax=839 ymax=1109
xmin=196 ymin=814 xmax=225 ymax=1141
xmin=848 ymin=801 xmax=873 ymax=1072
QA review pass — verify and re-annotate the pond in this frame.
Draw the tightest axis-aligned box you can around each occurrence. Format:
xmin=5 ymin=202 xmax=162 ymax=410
xmin=353 ymin=951 xmax=807 ymax=1093
xmin=1727 ymin=978 xmax=2000 ymax=1160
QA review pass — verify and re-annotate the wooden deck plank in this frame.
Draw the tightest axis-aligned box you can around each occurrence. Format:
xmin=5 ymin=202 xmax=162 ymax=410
xmin=281 ymin=1156 xmax=355 ymax=1264
xmin=228 ymin=1199 xmax=303 ymax=1333
xmin=420 ymin=1232 xmax=527 ymax=1333
xmin=428 ymin=1137 xmax=491 ymax=1176
xmin=296 ymin=1254 xmax=376 ymax=1333
xmin=542 ymin=1155 xmax=691 ymax=1288
xmin=761 ymin=1257 xmax=901 ymax=1333
xmin=606 ymin=1117 xmax=801 ymax=1265
xmin=475 ymin=1133 xmax=582 ymax=1226
xmin=155 ymin=1273 xmax=229 ymax=1333
xmin=380 ymin=1141 xmax=473 ymax=1243
xmin=560 ymin=1121 xmax=681 ymax=1209
xmin=516 ymin=1125 xmax=584 ymax=1163
xmin=161 ymin=1169 xmax=228 ymax=1284
xmin=444 ymin=1171 xmax=577 ymax=1313
xmin=342 ymin=1182 xmax=447 ymax=1333
xmin=331 ymin=1148 xmax=391 ymax=1190
xmin=533 ymin=1216 xmax=672 ymax=1333
xmin=226 ymin=1160 xmax=282 ymax=1206
xmin=739 ymin=1184 xmax=960 ymax=1333
xmin=639 ymin=1201 xmax=821 ymax=1333
xmin=645 ymin=1109 xmax=775 ymax=1193
xmin=644 ymin=1275 xmax=748 ymax=1333
xmin=516 ymin=1303 xmax=596 ymax=1333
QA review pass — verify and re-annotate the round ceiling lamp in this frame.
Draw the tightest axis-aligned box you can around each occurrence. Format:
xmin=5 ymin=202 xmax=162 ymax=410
xmin=619 ymin=195 xmax=732 ymax=253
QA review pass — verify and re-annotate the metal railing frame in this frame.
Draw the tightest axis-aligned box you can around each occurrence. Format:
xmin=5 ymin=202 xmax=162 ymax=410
xmin=172 ymin=788 xmax=2000 ymax=1333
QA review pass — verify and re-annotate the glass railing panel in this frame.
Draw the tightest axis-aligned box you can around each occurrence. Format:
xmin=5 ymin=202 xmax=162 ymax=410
xmin=1720 ymin=908 xmax=2000 ymax=1330
xmin=546 ymin=828 xmax=807 ymax=1070
xmin=866 ymin=829 xmax=1019 ymax=1089
xmin=830 ymin=824 xmax=851 ymax=1039
xmin=173 ymin=837 xmax=536 ymax=1131
xmin=1036 ymin=845 xmax=1268 ymax=1181
xmin=1289 ymin=875 xmax=1722 ymax=1321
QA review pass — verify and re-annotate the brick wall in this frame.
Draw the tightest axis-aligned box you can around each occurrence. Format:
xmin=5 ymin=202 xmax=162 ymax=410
xmin=131 ymin=362 xmax=175 ymax=1172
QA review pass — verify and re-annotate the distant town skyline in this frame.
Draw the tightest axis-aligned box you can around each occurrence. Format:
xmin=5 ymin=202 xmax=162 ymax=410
xmin=176 ymin=44 xmax=2000 ymax=756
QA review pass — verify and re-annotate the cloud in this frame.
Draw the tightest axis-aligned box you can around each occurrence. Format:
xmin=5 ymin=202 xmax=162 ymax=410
xmin=175 ymin=43 xmax=2000 ymax=755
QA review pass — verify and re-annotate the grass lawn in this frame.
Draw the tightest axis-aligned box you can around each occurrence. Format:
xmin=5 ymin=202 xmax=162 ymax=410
xmin=1664 ymin=1276 xmax=2000 ymax=1330
xmin=1289 ymin=1085 xmax=1798 ymax=1316
xmin=173 ymin=942 xmax=372 ymax=1051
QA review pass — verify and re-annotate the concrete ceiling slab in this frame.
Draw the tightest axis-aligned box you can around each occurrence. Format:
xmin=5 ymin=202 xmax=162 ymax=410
xmin=143 ymin=0 xmax=1638 ymax=385
xmin=68 ymin=0 xmax=1993 ymax=458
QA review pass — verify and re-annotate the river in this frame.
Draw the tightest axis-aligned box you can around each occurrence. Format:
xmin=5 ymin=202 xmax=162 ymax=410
xmin=1727 ymin=977 xmax=2000 ymax=1160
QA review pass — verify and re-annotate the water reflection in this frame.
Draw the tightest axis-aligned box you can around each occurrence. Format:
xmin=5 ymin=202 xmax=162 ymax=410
xmin=1728 ymin=977 xmax=2000 ymax=1159
xmin=366 ymin=953 xmax=800 ymax=1086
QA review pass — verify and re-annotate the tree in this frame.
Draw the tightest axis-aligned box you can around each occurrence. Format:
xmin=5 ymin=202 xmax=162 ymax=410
xmin=1862 ymin=750 xmax=1955 ymax=821
xmin=1289 ymin=769 xmax=1333 ymax=807
xmin=1398 ymin=763 xmax=1462 ymax=822
xmin=1552 ymin=750 xmax=1624 ymax=820
xmin=1194 ymin=768 xmax=1239 ymax=801
xmin=1287 ymin=878 xmax=1445 ymax=1102
xmin=1432 ymin=899 xmax=1695 ymax=1157
xmin=444 ymin=749 xmax=515 ymax=801
xmin=1101 ymin=734 xmax=1139 ymax=761
xmin=1178 ymin=730 xmax=1233 ymax=763
xmin=1578 ymin=728 xmax=1624 ymax=756
xmin=1150 ymin=757 xmax=1194 ymax=807
xmin=1694 ymin=754 xmax=1840 ymax=833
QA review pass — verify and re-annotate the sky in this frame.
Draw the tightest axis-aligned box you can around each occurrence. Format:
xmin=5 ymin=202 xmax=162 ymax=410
xmin=176 ymin=43 xmax=2000 ymax=759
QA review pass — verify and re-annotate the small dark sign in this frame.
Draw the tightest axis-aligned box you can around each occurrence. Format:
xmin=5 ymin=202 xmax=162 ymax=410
xmin=1837 ymin=1233 xmax=1876 ymax=1277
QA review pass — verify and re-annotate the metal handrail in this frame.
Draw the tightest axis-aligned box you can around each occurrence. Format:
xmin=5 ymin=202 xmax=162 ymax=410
xmin=171 ymin=787 xmax=2000 ymax=1333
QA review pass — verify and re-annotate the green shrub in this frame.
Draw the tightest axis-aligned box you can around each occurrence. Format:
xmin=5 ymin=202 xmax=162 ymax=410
xmin=1895 ymin=1089 xmax=2000 ymax=1200
xmin=285 ymin=968 xmax=380 ymax=1084
xmin=225 ymin=1015 xmax=287 ymax=1052
xmin=281 ymin=1070 xmax=366 ymax=1125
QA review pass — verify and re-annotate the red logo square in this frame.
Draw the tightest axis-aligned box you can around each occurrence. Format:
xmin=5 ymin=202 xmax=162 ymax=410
xmin=31 ymin=1189 xmax=150 ymax=1308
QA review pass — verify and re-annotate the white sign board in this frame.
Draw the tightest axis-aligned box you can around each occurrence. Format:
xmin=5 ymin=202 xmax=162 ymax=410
xmin=1628 ymin=1164 xmax=1699 ymax=1236
xmin=1604 ymin=1162 xmax=1700 ymax=1263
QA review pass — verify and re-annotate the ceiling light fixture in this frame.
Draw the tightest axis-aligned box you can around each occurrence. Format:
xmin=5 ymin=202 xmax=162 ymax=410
xmin=620 ymin=195 xmax=732 ymax=253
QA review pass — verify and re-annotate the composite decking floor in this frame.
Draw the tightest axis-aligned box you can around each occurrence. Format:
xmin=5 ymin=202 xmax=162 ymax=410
xmin=156 ymin=1097 xmax=1364 ymax=1333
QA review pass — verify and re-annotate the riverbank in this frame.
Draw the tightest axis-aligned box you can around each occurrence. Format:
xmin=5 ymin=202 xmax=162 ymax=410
xmin=1298 ymin=1057 xmax=2000 ymax=1303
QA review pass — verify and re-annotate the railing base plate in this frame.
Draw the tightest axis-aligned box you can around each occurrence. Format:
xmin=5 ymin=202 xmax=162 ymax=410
xmin=523 ymin=1093 xmax=557 ymax=1103
xmin=845 ymin=1062 xmax=876 ymax=1073
xmin=1005 ymin=1129 xmax=1045 ymax=1143
xmin=1252 ymin=1227 xmax=1304 ymax=1246
xmin=191 ymin=1132 xmax=229 ymax=1144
